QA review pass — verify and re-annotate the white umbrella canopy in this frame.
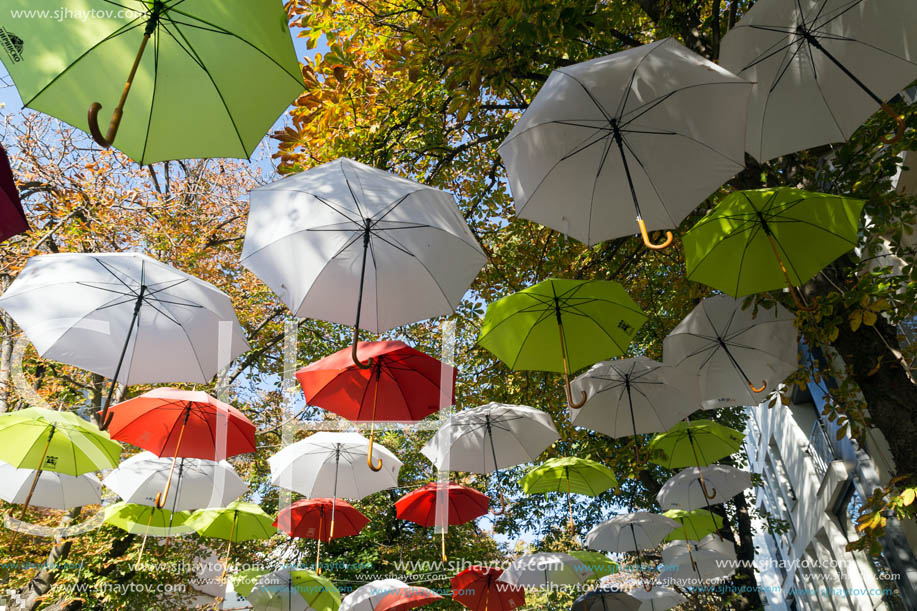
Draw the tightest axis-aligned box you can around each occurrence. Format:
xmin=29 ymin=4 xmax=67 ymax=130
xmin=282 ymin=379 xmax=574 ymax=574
xmin=585 ymin=512 xmax=679 ymax=554
xmin=629 ymin=587 xmax=686 ymax=611
xmin=103 ymin=451 xmax=247 ymax=511
xmin=339 ymin=579 xmax=412 ymax=611
xmin=661 ymin=534 xmax=737 ymax=582
xmin=420 ymin=402 xmax=559 ymax=474
xmin=569 ymin=357 xmax=700 ymax=442
xmin=497 ymin=552 xmax=593 ymax=588
xmin=240 ymin=158 xmax=486 ymax=365
xmin=657 ymin=465 xmax=753 ymax=511
xmin=498 ymin=37 xmax=751 ymax=249
xmin=0 ymin=460 xmax=101 ymax=509
xmin=662 ymin=294 xmax=798 ymax=409
xmin=720 ymin=0 xmax=917 ymax=162
xmin=268 ymin=432 xmax=402 ymax=499
xmin=247 ymin=569 xmax=341 ymax=611
xmin=571 ymin=587 xmax=642 ymax=611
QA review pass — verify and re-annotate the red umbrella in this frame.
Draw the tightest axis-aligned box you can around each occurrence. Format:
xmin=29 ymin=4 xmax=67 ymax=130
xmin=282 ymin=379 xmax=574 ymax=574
xmin=274 ymin=498 xmax=369 ymax=573
xmin=0 ymin=143 xmax=28 ymax=242
xmin=452 ymin=566 xmax=525 ymax=611
xmin=395 ymin=482 xmax=489 ymax=561
xmin=106 ymin=388 xmax=255 ymax=507
xmin=375 ymin=586 xmax=444 ymax=611
xmin=296 ymin=340 xmax=454 ymax=472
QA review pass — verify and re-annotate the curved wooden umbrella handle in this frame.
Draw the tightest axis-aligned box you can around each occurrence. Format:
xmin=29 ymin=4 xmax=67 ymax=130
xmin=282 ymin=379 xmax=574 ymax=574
xmin=88 ymin=102 xmax=120 ymax=148
xmin=749 ymin=380 xmax=767 ymax=393
xmin=880 ymin=103 xmax=906 ymax=145
xmin=492 ymin=488 xmax=507 ymax=516
xmin=637 ymin=218 xmax=673 ymax=250
xmin=351 ymin=328 xmax=374 ymax=369
xmin=367 ymin=435 xmax=383 ymax=472
xmin=565 ymin=376 xmax=587 ymax=410
xmin=699 ymin=478 xmax=718 ymax=500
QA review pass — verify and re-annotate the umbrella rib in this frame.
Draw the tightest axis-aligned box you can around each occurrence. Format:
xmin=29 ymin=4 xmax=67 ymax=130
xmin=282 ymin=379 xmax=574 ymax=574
xmin=309 ymin=193 xmax=363 ymax=225
xmin=339 ymin=161 xmax=368 ymax=220
xmin=588 ymin=136 xmax=616 ymax=244
xmin=619 ymin=137 xmax=673 ymax=222
xmin=555 ymin=71 xmax=613 ymax=122
xmin=732 ymin=223 xmax=761 ymax=295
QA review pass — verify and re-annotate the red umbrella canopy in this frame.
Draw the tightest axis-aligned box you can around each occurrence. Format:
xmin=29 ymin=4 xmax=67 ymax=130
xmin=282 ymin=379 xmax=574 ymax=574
xmin=274 ymin=498 xmax=369 ymax=541
xmin=452 ymin=566 xmax=526 ymax=611
xmin=295 ymin=340 xmax=455 ymax=423
xmin=395 ymin=482 xmax=489 ymax=527
xmin=107 ymin=388 xmax=255 ymax=459
xmin=0 ymin=143 xmax=28 ymax=242
xmin=375 ymin=586 xmax=444 ymax=611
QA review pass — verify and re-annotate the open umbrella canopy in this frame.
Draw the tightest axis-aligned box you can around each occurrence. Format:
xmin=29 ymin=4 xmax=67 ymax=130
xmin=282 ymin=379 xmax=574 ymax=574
xmin=103 ymin=501 xmax=189 ymax=535
xmin=567 ymin=551 xmax=620 ymax=579
xmin=374 ymin=585 xmax=443 ymax=611
xmin=683 ymin=188 xmax=865 ymax=300
xmin=0 ymin=0 xmax=304 ymax=164
xmin=451 ymin=566 xmax=526 ymax=611
xmin=189 ymin=500 xmax=275 ymax=543
xmin=660 ymin=534 xmax=737 ymax=582
xmin=571 ymin=588 xmax=641 ymax=611
xmin=648 ymin=420 xmax=744 ymax=470
xmin=0 ymin=461 xmax=101 ymax=510
xmin=720 ymin=0 xmax=917 ymax=161
xmin=0 ymin=143 xmax=27 ymax=242
xmin=584 ymin=512 xmax=680 ymax=554
xmin=395 ymin=482 xmax=489 ymax=527
xmin=657 ymin=465 xmax=753 ymax=510
xmin=629 ymin=587 xmax=686 ymax=611
xmin=521 ymin=457 xmax=617 ymax=496
xmin=232 ymin=568 xmax=270 ymax=598
xmin=340 ymin=579 xmax=410 ymax=611
xmin=249 ymin=569 xmax=341 ymax=611
xmin=662 ymin=509 xmax=724 ymax=541
xmin=663 ymin=294 xmax=798 ymax=408
xmin=498 ymin=37 xmax=751 ymax=249
xmin=274 ymin=498 xmax=369 ymax=541
xmin=0 ymin=407 xmax=121 ymax=475
xmin=497 ymin=553 xmax=593 ymax=588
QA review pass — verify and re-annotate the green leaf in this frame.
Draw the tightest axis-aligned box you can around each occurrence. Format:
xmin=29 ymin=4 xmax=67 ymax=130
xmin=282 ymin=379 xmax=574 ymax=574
xmin=849 ymin=309 xmax=863 ymax=332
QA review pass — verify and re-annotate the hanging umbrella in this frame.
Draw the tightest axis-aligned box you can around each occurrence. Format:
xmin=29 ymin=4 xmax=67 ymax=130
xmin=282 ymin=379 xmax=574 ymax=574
xmin=297 ymin=340 xmax=453 ymax=471
xmin=420 ymin=402 xmax=559 ymax=513
xmin=104 ymin=501 xmax=191 ymax=562
xmin=478 ymin=278 xmax=647 ymax=408
xmin=240 ymin=157 xmax=486 ymax=368
xmin=720 ymin=0 xmax=917 ymax=162
xmin=0 ymin=143 xmax=27 ymax=242
xmin=662 ymin=509 xmax=723 ymax=542
xmin=374 ymin=586 xmax=443 ymax=611
xmin=451 ymin=566 xmax=526 ymax=611
xmin=0 ymin=252 xmax=249 ymax=426
xmin=0 ymin=0 xmax=303 ymax=163
xmin=248 ymin=568 xmax=341 ymax=611
xmin=657 ymin=465 xmax=752 ymax=511
xmin=521 ymin=457 xmax=617 ymax=530
xmin=498 ymin=37 xmax=751 ymax=249
xmin=683 ymin=188 xmax=865 ymax=308
xmin=274 ymin=498 xmax=369 ymax=573
xmin=629 ymin=587 xmax=686 ymax=611
xmin=497 ymin=553 xmax=592 ymax=589
xmin=661 ymin=534 xmax=736 ymax=583
xmin=648 ymin=420 xmax=744 ymax=470
xmin=571 ymin=588 xmax=641 ymax=611
xmin=232 ymin=568 xmax=270 ymax=599
xmin=584 ymin=512 xmax=679 ymax=590
xmin=0 ymin=461 xmax=101 ymax=510
xmin=268 ymin=432 xmax=402 ymax=538
xmin=0 ymin=407 xmax=120 ymax=516
xmin=567 ymin=551 xmax=620 ymax=579
xmin=189 ymin=500 xmax=275 ymax=582
xmin=340 ymin=579 xmax=411 ymax=611
xmin=569 ymin=357 xmax=700 ymax=459
xmin=395 ymin=482 xmax=489 ymax=561
xmin=107 ymin=388 xmax=255 ymax=509
xmin=662 ymin=294 xmax=798 ymax=408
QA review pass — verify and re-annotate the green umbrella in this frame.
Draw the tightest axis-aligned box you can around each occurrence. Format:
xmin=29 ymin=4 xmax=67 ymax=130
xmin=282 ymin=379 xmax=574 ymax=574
xmin=0 ymin=407 xmax=121 ymax=516
xmin=683 ymin=188 xmax=864 ymax=308
xmin=568 ymin=550 xmax=620 ymax=579
xmin=521 ymin=457 xmax=618 ymax=529
xmin=104 ymin=501 xmax=190 ymax=562
xmin=231 ymin=568 xmax=269 ymax=598
xmin=477 ymin=278 xmax=646 ymax=408
xmin=248 ymin=569 xmax=341 ymax=611
xmin=662 ymin=509 xmax=723 ymax=542
xmin=648 ymin=420 xmax=743 ymax=501
xmin=189 ymin=500 xmax=275 ymax=581
xmin=0 ymin=0 xmax=304 ymax=164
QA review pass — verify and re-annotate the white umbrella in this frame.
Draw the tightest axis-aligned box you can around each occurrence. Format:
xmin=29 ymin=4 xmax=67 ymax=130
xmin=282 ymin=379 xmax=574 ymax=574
xmin=497 ymin=552 xmax=592 ymax=588
xmin=339 ymin=579 xmax=427 ymax=611
xmin=420 ymin=402 xmax=559 ymax=512
xmin=657 ymin=465 xmax=752 ymax=511
xmin=103 ymin=451 xmax=247 ymax=511
xmin=569 ymin=357 xmax=700 ymax=459
xmin=662 ymin=294 xmax=798 ymax=409
xmin=720 ymin=0 xmax=917 ymax=162
xmin=0 ymin=460 xmax=101 ymax=509
xmin=571 ymin=588 xmax=641 ymax=611
xmin=240 ymin=157 xmax=486 ymax=367
xmin=585 ymin=512 xmax=679 ymax=553
xmin=498 ymin=37 xmax=751 ymax=249
xmin=629 ymin=587 xmax=686 ymax=611
xmin=269 ymin=432 xmax=402 ymax=537
xmin=661 ymin=534 xmax=736 ymax=583
xmin=0 ymin=252 xmax=249 ymax=425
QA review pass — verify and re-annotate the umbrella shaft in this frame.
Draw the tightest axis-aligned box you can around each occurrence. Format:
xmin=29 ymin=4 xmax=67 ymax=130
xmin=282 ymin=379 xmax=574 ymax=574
xmin=19 ymin=429 xmax=54 ymax=518
xmin=100 ymin=286 xmax=146 ymax=426
xmin=803 ymin=32 xmax=885 ymax=106
xmin=612 ymin=124 xmax=643 ymax=218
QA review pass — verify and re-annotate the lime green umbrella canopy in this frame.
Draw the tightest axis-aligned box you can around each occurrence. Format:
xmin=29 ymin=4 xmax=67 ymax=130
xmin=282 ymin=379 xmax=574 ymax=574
xmin=248 ymin=569 xmax=341 ymax=611
xmin=567 ymin=550 xmax=620 ymax=579
xmin=0 ymin=407 xmax=121 ymax=475
xmin=683 ymin=188 xmax=864 ymax=298
xmin=648 ymin=420 xmax=743 ymax=470
xmin=104 ymin=501 xmax=189 ymax=534
xmin=521 ymin=457 xmax=618 ymax=496
xmin=662 ymin=509 xmax=724 ymax=542
xmin=478 ymin=278 xmax=646 ymax=408
xmin=0 ymin=0 xmax=304 ymax=164
xmin=189 ymin=500 xmax=275 ymax=543
xmin=232 ymin=568 xmax=270 ymax=598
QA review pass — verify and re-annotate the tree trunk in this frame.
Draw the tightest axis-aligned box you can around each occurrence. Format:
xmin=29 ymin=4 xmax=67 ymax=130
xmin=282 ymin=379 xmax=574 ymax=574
xmin=9 ymin=508 xmax=80 ymax=611
xmin=0 ymin=275 xmax=12 ymax=413
xmin=728 ymin=492 xmax=766 ymax=610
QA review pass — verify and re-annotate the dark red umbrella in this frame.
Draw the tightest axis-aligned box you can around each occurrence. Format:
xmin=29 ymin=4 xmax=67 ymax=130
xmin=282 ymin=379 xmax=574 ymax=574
xmin=274 ymin=498 xmax=369 ymax=573
xmin=296 ymin=340 xmax=455 ymax=472
xmin=396 ymin=482 xmax=489 ymax=561
xmin=375 ymin=586 xmax=444 ymax=611
xmin=106 ymin=388 xmax=255 ymax=507
xmin=0 ymin=143 xmax=28 ymax=242
xmin=452 ymin=566 xmax=525 ymax=611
